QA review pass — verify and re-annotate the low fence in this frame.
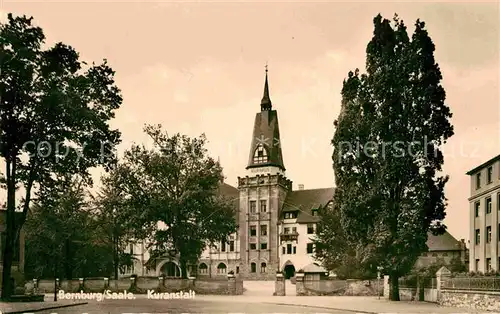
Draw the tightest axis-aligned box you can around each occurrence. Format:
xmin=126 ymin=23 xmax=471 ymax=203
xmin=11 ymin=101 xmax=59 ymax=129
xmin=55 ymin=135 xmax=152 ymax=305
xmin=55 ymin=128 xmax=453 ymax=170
xmin=24 ymin=275 xmax=243 ymax=296
xmin=294 ymin=274 xmax=383 ymax=296
xmin=442 ymin=277 xmax=500 ymax=291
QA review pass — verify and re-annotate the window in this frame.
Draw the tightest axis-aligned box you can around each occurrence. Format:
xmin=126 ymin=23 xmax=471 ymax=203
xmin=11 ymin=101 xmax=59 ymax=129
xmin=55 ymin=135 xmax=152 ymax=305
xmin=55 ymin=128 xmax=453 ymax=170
xmin=307 ymin=224 xmax=314 ymax=234
xmin=250 ymin=243 xmax=256 ymax=250
xmin=475 ymin=259 xmax=479 ymax=271
xmin=236 ymin=266 xmax=239 ymax=274
xmin=250 ymin=201 xmax=257 ymax=213
xmin=261 ymin=262 xmax=267 ymax=273
xmin=282 ymin=247 xmax=285 ymax=254
xmin=286 ymin=244 xmax=292 ymax=254
xmin=475 ymin=202 xmax=480 ymax=217
xmin=284 ymin=212 xmax=297 ymax=219
xmin=284 ymin=227 xmax=290 ymax=234
xmin=293 ymin=246 xmax=296 ymax=254
xmin=487 ymin=258 xmax=492 ymax=272
xmin=217 ymin=263 xmax=227 ymax=274
xmin=307 ymin=243 xmax=314 ymax=254
xmin=199 ymin=263 xmax=208 ymax=274
xmin=475 ymin=229 xmax=480 ymax=245
xmin=253 ymin=144 xmax=268 ymax=163
xmin=487 ymin=226 xmax=492 ymax=243
xmin=250 ymin=226 xmax=257 ymax=237
xmin=292 ymin=227 xmax=297 ymax=233
xmin=260 ymin=225 xmax=267 ymax=236
xmin=486 ymin=197 xmax=492 ymax=214
xmin=221 ymin=242 xmax=226 ymax=252
xmin=260 ymin=243 xmax=267 ymax=250
xmin=251 ymin=262 xmax=256 ymax=273
xmin=476 ymin=172 xmax=481 ymax=189
xmin=312 ymin=209 xmax=318 ymax=216
xmin=487 ymin=167 xmax=493 ymax=183
xmin=260 ymin=200 xmax=267 ymax=212
xmin=229 ymin=241 xmax=235 ymax=252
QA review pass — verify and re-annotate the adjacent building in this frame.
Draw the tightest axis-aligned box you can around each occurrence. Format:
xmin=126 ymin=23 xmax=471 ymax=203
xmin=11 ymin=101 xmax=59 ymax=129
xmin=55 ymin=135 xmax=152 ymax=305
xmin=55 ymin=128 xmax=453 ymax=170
xmin=467 ymin=154 xmax=500 ymax=272
xmin=415 ymin=231 xmax=468 ymax=269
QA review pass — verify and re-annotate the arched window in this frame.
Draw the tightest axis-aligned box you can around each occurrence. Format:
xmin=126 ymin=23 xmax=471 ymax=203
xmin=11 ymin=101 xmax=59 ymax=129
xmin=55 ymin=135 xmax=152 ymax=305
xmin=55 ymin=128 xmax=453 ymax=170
xmin=199 ymin=263 xmax=208 ymax=274
xmin=250 ymin=262 xmax=256 ymax=273
xmin=261 ymin=262 xmax=267 ymax=273
xmin=253 ymin=144 xmax=268 ymax=164
xmin=217 ymin=263 xmax=227 ymax=274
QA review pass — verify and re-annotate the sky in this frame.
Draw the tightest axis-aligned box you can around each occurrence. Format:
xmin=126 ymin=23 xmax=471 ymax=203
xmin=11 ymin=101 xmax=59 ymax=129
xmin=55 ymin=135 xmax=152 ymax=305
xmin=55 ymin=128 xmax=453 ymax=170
xmin=1 ymin=1 xmax=499 ymax=243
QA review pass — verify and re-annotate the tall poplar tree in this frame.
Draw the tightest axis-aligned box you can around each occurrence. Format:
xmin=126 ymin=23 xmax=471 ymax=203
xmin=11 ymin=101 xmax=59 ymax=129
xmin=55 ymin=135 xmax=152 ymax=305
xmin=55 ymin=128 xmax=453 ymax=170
xmin=328 ymin=14 xmax=453 ymax=300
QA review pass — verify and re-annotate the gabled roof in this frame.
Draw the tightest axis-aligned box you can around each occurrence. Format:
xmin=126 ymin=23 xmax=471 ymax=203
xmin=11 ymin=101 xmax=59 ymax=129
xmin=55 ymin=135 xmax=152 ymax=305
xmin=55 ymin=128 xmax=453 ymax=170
xmin=217 ymin=182 xmax=240 ymax=225
xmin=427 ymin=230 xmax=463 ymax=252
xmin=282 ymin=188 xmax=334 ymax=223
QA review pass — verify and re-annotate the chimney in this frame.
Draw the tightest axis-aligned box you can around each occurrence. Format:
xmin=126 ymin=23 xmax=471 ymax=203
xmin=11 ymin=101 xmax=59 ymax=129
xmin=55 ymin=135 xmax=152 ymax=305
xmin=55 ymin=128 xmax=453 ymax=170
xmin=298 ymin=184 xmax=304 ymax=190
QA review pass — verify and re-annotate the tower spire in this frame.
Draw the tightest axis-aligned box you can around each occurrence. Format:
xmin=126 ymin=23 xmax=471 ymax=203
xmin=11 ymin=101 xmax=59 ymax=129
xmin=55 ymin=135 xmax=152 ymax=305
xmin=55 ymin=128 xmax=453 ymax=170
xmin=260 ymin=63 xmax=272 ymax=111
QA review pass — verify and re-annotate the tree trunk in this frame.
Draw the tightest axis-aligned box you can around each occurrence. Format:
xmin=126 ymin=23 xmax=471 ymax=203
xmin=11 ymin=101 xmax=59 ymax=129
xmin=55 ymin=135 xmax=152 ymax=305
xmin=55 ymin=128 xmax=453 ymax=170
xmin=113 ymin=235 xmax=119 ymax=280
xmin=1 ymin=159 xmax=17 ymax=300
xmin=389 ymin=273 xmax=400 ymax=301
xmin=179 ymin=256 xmax=188 ymax=279
xmin=64 ymin=239 xmax=73 ymax=280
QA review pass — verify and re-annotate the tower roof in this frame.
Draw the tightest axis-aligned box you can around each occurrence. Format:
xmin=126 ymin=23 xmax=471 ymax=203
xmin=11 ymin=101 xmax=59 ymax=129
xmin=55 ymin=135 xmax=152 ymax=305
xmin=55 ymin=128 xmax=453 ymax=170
xmin=260 ymin=64 xmax=272 ymax=111
xmin=247 ymin=68 xmax=285 ymax=171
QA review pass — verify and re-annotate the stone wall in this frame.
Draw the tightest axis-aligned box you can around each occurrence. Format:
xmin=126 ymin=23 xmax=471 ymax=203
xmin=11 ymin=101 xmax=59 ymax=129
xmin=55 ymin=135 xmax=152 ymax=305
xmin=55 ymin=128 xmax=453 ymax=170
xmin=384 ymin=267 xmax=500 ymax=311
xmin=294 ymin=273 xmax=383 ymax=296
xmin=25 ymin=275 xmax=243 ymax=296
xmin=440 ymin=290 xmax=500 ymax=312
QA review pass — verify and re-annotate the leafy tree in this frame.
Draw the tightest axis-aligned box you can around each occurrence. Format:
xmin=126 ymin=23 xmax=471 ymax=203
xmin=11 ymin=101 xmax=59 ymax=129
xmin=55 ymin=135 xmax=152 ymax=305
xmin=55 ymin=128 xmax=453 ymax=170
xmin=24 ymin=175 xmax=115 ymax=280
xmin=114 ymin=125 xmax=237 ymax=278
xmin=448 ymin=256 xmax=467 ymax=274
xmin=0 ymin=14 xmax=121 ymax=298
xmin=92 ymin=171 xmax=136 ymax=280
xmin=329 ymin=14 xmax=453 ymax=301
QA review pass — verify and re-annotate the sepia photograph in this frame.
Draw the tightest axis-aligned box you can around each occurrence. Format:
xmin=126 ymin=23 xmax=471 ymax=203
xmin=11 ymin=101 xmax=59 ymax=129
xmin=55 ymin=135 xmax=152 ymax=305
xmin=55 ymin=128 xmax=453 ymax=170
xmin=0 ymin=0 xmax=498 ymax=313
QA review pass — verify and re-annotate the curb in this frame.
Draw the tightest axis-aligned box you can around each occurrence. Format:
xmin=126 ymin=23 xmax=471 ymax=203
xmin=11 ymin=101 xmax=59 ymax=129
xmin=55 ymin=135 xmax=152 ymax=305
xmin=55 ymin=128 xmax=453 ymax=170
xmin=3 ymin=301 xmax=88 ymax=314
xmin=262 ymin=302 xmax=376 ymax=314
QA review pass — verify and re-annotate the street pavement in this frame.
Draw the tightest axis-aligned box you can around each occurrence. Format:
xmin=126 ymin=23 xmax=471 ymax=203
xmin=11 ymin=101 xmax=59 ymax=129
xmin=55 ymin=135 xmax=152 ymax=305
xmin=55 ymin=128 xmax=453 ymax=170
xmin=34 ymin=298 xmax=347 ymax=313
xmin=20 ymin=295 xmax=482 ymax=314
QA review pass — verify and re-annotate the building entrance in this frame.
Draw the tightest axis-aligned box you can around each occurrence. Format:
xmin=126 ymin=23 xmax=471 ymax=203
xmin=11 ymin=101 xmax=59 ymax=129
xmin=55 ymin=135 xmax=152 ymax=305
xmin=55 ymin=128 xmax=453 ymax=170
xmin=283 ymin=264 xmax=295 ymax=279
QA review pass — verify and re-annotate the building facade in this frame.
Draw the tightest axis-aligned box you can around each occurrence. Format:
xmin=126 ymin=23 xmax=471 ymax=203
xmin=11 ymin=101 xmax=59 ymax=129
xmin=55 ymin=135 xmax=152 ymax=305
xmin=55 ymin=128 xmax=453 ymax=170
xmin=467 ymin=154 xmax=500 ymax=273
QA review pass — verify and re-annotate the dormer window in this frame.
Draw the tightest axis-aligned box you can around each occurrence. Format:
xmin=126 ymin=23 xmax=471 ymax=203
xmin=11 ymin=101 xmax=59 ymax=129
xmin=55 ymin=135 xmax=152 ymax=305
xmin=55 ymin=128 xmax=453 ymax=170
xmin=253 ymin=144 xmax=268 ymax=164
xmin=284 ymin=212 xmax=297 ymax=219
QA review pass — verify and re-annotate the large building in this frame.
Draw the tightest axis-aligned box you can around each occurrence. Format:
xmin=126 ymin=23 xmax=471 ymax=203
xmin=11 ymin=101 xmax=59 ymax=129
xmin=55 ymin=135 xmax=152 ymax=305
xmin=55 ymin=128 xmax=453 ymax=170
xmin=467 ymin=154 xmax=500 ymax=272
xmin=124 ymin=70 xmax=468 ymax=280
xmin=125 ymin=70 xmax=334 ymax=280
